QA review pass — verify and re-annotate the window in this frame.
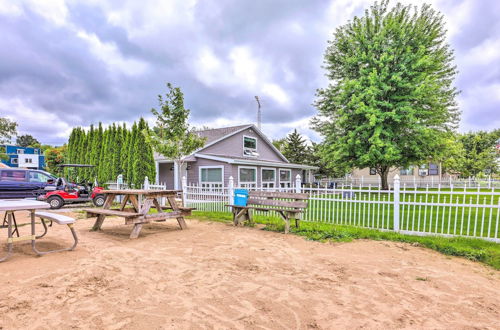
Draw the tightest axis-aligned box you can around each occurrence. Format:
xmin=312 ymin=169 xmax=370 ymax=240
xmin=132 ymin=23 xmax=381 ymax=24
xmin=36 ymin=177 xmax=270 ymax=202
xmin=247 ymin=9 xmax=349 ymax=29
xmin=28 ymin=171 xmax=51 ymax=183
xmin=34 ymin=149 xmax=39 ymax=154
xmin=11 ymin=158 xmax=18 ymax=164
xmin=239 ymin=166 xmax=257 ymax=188
xmin=428 ymin=163 xmax=439 ymax=176
xmin=279 ymin=169 xmax=291 ymax=188
xmin=243 ymin=136 xmax=257 ymax=157
xmin=0 ymin=170 xmax=27 ymax=182
xmin=199 ymin=166 xmax=223 ymax=190
xmin=369 ymin=168 xmax=377 ymax=175
xmin=25 ymin=158 xmax=33 ymax=164
xmin=16 ymin=149 xmax=24 ymax=154
xmin=261 ymin=168 xmax=276 ymax=189
xmin=400 ymin=166 xmax=413 ymax=176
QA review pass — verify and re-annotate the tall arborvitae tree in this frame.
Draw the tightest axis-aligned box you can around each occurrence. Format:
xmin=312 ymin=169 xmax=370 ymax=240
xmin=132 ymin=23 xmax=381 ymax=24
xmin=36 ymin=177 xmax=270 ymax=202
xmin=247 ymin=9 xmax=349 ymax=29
xmin=313 ymin=1 xmax=459 ymax=189
xmin=112 ymin=124 xmax=123 ymax=179
xmin=90 ymin=123 xmax=103 ymax=183
xmin=126 ymin=122 xmax=138 ymax=185
xmin=132 ymin=118 xmax=156 ymax=188
xmin=97 ymin=127 xmax=109 ymax=184
xmin=121 ymin=124 xmax=130 ymax=182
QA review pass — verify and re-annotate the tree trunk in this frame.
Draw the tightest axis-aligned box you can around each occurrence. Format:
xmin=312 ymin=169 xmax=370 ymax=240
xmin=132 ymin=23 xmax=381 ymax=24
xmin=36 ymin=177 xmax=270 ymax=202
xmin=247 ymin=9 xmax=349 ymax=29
xmin=380 ymin=166 xmax=390 ymax=190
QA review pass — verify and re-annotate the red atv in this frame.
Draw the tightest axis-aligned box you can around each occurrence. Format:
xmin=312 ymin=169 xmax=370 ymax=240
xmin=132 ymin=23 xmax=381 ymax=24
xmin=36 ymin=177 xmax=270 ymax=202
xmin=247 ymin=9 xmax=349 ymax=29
xmin=38 ymin=164 xmax=106 ymax=209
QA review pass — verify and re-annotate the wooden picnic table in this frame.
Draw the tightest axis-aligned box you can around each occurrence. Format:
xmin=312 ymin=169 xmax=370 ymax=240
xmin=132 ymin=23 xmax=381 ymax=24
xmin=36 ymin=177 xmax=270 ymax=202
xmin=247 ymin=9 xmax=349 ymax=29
xmin=83 ymin=189 xmax=193 ymax=239
xmin=0 ymin=199 xmax=50 ymax=262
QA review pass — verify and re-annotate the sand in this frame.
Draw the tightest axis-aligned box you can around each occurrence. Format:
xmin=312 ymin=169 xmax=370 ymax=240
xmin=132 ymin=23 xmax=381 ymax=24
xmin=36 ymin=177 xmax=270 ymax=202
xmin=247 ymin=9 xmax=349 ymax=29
xmin=0 ymin=210 xmax=499 ymax=329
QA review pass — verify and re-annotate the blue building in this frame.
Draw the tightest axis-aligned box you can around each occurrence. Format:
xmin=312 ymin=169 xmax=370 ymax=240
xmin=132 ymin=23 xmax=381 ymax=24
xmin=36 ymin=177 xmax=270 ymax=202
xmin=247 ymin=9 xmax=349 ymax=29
xmin=0 ymin=145 xmax=45 ymax=170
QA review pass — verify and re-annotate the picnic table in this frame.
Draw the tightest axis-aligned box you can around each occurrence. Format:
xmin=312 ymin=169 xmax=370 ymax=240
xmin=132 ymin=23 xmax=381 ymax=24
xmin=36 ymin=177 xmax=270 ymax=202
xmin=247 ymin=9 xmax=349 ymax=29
xmin=0 ymin=199 xmax=50 ymax=262
xmin=83 ymin=189 xmax=193 ymax=239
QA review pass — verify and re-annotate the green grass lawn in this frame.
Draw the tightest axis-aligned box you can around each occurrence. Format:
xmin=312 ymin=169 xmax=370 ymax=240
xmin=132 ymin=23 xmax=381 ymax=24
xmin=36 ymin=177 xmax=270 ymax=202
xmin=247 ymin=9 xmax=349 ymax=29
xmin=188 ymin=210 xmax=500 ymax=270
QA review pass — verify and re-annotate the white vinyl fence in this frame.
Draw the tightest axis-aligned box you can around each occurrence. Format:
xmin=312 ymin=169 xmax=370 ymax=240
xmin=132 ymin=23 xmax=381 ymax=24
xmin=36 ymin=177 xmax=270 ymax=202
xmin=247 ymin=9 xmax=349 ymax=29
xmin=184 ymin=175 xmax=500 ymax=243
xmin=322 ymin=176 xmax=500 ymax=189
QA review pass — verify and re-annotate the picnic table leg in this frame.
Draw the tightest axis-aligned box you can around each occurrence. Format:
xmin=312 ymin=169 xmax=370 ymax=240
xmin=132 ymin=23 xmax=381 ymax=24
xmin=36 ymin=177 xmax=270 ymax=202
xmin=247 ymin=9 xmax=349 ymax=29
xmin=91 ymin=214 xmax=106 ymax=231
xmin=129 ymin=223 xmax=143 ymax=239
xmin=91 ymin=194 xmax=114 ymax=231
xmin=278 ymin=211 xmax=290 ymax=234
xmin=166 ymin=195 xmax=188 ymax=230
xmin=176 ymin=216 xmax=187 ymax=230
xmin=290 ymin=212 xmax=300 ymax=229
xmin=0 ymin=211 xmax=14 ymax=262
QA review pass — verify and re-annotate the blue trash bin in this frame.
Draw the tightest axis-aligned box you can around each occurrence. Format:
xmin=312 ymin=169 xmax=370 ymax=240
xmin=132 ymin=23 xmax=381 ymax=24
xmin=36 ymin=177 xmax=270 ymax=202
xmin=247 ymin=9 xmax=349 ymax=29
xmin=234 ymin=189 xmax=249 ymax=206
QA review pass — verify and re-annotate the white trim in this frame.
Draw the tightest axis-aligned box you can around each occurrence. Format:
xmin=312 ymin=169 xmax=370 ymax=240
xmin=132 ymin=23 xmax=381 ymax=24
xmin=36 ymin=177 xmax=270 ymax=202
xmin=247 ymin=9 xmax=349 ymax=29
xmin=261 ymin=167 xmax=276 ymax=188
xmin=238 ymin=166 xmax=257 ymax=185
xmin=261 ymin=167 xmax=276 ymax=183
xmin=279 ymin=168 xmax=292 ymax=188
xmin=242 ymin=135 xmax=258 ymax=158
xmin=199 ymin=165 xmax=224 ymax=184
xmin=193 ymin=153 xmax=317 ymax=170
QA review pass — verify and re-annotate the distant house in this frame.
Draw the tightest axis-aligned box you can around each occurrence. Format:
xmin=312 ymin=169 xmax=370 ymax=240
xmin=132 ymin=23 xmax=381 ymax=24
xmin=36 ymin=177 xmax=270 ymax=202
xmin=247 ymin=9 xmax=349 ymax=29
xmin=350 ymin=162 xmax=458 ymax=185
xmin=0 ymin=145 xmax=45 ymax=170
xmin=154 ymin=124 xmax=317 ymax=189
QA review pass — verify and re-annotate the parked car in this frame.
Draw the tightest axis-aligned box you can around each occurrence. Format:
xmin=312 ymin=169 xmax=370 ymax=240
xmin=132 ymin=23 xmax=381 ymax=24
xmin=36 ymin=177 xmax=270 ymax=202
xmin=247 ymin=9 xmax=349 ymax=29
xmin=0 ymin=168 xmax=57 ymax=199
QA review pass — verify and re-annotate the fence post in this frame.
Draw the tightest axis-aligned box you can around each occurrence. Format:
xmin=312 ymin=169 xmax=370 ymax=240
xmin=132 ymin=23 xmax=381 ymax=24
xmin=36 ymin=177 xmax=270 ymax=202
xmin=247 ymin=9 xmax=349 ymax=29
xmin=393 ymin=174 xmax=400 ymax=232
xmin=295 ymin=175 xmax=302 ymax=193
xmin=181 ymin=176 xmax=187 ymax=207
xmin=228 ymin=176 xmax=234 ymax=205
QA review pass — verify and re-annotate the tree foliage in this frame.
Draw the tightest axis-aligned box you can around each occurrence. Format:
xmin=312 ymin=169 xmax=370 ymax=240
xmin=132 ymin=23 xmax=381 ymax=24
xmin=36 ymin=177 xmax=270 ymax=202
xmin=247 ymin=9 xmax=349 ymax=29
xmin=0 ymin=117 xmax=17 ymax=144
xmin=65 ymin=121 xmax=155 ymax=186
xmin=282 ymin=129 xmax=309 ymax=164
xmin=16 ymin=134 xmax=40 ymax=148
xmin=147 ymin=83 xmax=205 ymax=164
xmin=313 ymin=1 xmax=459 ymax=189
xmin=444 ymin=130 xmax=500 ymax=177
xmin=44 ymin=145 xmax=67 ymax=175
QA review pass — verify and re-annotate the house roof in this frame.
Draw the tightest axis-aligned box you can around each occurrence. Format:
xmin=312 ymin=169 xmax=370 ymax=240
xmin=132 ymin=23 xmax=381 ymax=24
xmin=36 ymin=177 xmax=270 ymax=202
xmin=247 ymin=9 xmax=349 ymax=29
xmin=194 ymin=124 xmax=251 ymax=144
xmin=194 ymin=124 xmax=289 ymax=163
xmin=194 ymin=153 xmax=318 ymax=170
xmin=155 ymin=124 xmax=290 ymax=163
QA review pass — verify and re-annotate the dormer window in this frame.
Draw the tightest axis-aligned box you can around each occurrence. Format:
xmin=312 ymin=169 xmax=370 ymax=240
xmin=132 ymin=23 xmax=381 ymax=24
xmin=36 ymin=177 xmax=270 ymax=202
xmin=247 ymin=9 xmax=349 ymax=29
xmin=243 ymin=136 xmax=258 ymax=157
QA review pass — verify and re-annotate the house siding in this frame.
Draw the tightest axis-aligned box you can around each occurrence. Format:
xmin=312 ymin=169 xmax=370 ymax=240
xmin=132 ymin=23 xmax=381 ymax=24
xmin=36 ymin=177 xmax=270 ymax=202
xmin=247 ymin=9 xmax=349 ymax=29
xmin=200 ymin=127 xmax=284 ymax=162
xmin=187 ymin=158 xmax=233 ymax=185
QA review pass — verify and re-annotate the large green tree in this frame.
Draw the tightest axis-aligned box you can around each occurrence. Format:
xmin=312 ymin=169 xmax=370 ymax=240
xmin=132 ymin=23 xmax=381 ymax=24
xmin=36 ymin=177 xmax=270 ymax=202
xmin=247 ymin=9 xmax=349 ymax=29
xmin=313 ymin=1 xmax=459 ymax=189
xmin=147 ymin=83 xmax=205 ymax=186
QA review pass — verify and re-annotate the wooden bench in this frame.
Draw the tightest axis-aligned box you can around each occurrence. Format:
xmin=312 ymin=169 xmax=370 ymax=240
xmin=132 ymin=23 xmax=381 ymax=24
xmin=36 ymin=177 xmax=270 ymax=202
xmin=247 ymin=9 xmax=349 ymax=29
xmin=226 ymin=191 xmax=309 ymax=234
xmin=34 ymin=211 xmax=78 ymax=254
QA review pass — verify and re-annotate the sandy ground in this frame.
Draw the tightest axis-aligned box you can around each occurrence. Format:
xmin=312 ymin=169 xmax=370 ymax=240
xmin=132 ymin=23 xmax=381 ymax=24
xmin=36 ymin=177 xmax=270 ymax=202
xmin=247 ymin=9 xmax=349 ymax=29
xmin=0 ymin=211 xmax=499 ymax=330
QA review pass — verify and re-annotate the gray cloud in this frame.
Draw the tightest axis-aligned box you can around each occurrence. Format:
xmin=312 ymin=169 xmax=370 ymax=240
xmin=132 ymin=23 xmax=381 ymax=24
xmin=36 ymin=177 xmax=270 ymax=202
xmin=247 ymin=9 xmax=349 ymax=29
xmin=0 ymin=0 xmax=498 ymax=146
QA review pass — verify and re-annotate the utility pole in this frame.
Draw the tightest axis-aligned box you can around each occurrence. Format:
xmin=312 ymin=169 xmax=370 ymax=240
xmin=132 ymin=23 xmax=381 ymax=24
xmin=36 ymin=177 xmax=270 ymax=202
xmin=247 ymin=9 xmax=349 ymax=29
xmin=254 ymin=96 xmax=261 ymax=130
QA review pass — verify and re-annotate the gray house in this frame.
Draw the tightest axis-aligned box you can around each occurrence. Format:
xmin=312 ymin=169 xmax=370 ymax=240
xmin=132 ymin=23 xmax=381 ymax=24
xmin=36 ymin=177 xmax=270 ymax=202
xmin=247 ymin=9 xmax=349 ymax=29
xmin=154 ymin=124 xmax=317 ymax=189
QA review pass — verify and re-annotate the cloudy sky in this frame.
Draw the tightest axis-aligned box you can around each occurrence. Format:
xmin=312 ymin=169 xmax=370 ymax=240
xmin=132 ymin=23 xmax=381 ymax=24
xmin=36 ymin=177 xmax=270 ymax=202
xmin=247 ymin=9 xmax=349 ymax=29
xmin=0 ymin=0 xmax=499 ymax=145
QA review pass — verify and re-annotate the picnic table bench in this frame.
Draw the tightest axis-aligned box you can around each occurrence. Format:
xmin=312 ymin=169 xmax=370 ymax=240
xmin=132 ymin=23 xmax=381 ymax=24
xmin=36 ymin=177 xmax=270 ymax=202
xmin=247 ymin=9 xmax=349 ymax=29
xmin=83 ymin=189 xmax=194 ymax=239
xmin=226 ymin=191 xmax=309 ymax=234
xmin=1 ymin=200 xmax=77 ymax=262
